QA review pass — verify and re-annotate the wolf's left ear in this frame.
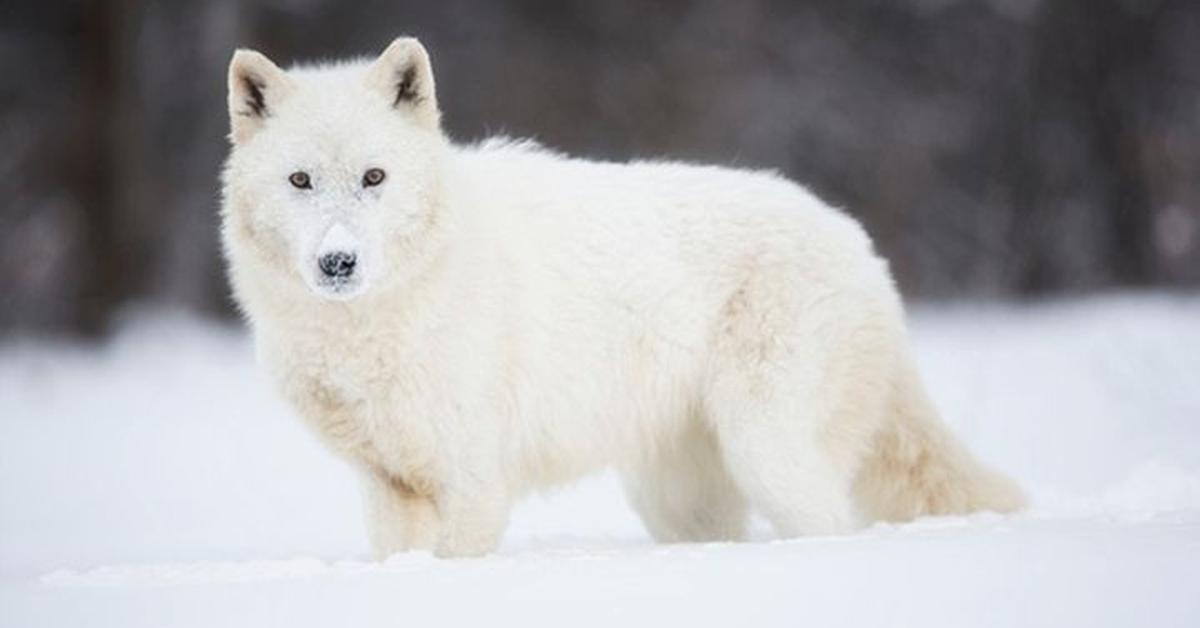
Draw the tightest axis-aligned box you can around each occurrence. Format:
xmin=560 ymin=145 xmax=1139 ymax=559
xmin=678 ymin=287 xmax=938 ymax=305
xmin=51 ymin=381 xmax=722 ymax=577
xmin=365 ymin=37 xmax=440 ymax=129
xmin=227 ymin=49 xmax=293 ymax=144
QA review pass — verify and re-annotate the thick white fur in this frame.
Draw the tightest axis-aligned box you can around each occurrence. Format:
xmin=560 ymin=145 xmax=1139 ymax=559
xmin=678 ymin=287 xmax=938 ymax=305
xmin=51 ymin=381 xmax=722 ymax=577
xmin=221 ymin=38 xmax=1024 ymax=558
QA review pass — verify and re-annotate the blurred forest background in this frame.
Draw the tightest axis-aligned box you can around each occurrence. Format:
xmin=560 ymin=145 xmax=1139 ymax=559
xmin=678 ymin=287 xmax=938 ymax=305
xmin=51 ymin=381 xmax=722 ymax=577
xmin=2 ymin=0 xmax=1198 ymax=336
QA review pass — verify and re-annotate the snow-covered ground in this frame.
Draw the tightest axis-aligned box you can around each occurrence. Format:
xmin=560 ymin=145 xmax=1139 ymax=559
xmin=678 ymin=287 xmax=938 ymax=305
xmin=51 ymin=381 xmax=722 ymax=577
xmin=2 ymin=293 xmax=1198 ymax=627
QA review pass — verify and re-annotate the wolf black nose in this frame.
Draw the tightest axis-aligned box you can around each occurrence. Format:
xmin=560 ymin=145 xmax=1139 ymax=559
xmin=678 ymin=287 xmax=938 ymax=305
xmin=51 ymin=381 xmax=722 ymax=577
xmin=318 ymin=251 xmax=357 ymax=279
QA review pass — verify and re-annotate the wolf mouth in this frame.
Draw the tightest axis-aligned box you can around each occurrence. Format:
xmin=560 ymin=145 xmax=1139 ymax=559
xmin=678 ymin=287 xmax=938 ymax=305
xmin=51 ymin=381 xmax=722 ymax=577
xmin=312 ymin=276 xmax=366 ymax=301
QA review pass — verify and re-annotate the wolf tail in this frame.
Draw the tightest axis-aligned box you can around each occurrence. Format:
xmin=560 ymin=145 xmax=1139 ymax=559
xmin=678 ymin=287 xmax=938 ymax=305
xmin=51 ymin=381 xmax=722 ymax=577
xmin=852 ymin=361 xmax=1026 ymax=522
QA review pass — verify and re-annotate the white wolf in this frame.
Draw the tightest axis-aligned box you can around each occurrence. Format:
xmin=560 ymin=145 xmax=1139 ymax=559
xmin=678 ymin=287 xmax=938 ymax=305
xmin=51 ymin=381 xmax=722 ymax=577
xmin=221 ymin=37 xmax=1023 ymax=558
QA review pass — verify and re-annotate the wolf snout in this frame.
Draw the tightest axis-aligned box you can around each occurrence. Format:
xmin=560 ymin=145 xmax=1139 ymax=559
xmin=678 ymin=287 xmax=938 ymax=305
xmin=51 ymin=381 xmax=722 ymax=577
xmin=315 ymin=223 xmax=361 ymax=282
xmin=307 ymin=224 xmax=367 ymax=299
xmin=318 ymin=251 xmax=357 ymax=279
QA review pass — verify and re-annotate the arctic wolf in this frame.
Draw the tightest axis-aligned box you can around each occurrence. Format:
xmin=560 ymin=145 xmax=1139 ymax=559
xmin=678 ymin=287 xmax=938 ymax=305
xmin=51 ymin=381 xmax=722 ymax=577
xmin=221 ymin=37 xmax=1024 ymax=558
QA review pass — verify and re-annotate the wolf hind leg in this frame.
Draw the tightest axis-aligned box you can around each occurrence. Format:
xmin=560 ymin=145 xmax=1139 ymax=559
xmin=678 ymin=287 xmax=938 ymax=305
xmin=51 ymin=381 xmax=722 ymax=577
xmin=704 ymin=271 xmax=889 ymax=538
xmin=713 ymin=415 xmax=859 ymax=537
xmin=621 ymin=420 xmax=748 ymax=543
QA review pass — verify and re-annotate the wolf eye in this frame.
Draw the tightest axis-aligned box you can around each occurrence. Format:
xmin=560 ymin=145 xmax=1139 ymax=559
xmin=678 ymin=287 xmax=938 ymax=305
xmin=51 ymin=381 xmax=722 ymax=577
xmin=288 ymin=171 xmax=311 ymax=189
xmin=362 ymin=168 xmax=386 ymax=188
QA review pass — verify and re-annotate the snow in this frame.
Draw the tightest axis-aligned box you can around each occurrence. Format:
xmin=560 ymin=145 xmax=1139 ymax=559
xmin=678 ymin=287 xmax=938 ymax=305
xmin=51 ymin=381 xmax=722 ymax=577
xmin=2 ymin=293 xmax=1199 ymax=627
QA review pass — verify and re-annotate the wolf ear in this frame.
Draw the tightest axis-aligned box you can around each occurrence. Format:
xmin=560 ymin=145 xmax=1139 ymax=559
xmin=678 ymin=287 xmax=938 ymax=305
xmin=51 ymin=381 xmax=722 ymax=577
xmin=227 ymin=49 xmax=293 ymax=144
xmin=365 ymin=37 xmax=440 ymax=129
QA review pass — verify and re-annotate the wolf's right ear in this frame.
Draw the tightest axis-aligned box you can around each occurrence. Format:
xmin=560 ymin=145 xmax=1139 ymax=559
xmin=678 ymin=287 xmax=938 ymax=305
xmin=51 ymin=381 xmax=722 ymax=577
xmin=227 ymin=49 xmax=293 ymax=144
xmin=365 ymin=37 xmax=440 ymax=129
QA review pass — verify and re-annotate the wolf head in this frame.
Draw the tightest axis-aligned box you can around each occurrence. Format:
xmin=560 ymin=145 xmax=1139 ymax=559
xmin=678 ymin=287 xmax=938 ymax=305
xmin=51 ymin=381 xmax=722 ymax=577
xmin=221 ymin=38 xmax=447 ymax=306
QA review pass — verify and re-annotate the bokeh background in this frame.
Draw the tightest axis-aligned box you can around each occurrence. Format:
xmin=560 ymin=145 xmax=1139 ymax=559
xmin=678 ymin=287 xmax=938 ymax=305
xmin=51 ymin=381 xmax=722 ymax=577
xmin=3 ymin=0 xmax=1199 ymax=336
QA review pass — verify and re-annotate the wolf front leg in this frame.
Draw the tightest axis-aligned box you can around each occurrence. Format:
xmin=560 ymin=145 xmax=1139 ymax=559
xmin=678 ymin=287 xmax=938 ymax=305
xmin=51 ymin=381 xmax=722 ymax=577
xmin=432 ymin=469 xmax=512 ymax=558
xmin=361 ymin=469 xmax=440 ymax=559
